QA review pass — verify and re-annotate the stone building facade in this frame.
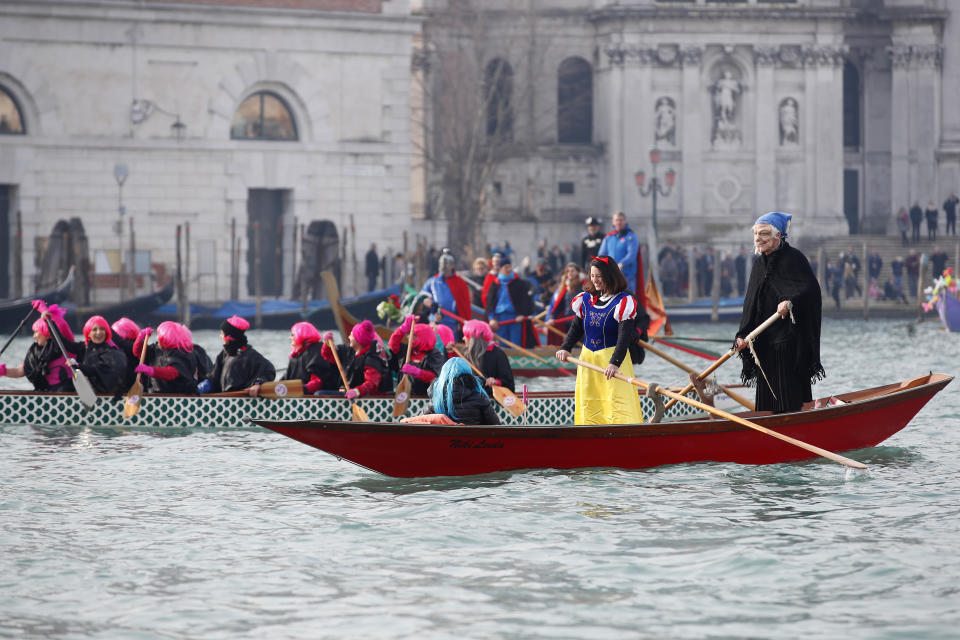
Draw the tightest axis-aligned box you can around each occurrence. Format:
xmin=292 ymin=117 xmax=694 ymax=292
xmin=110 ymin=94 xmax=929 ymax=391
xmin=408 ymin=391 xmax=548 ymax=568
xmin=0 ymin=0 xmax=418 ymax=301
xmin=415 ymin=0 xmax=958 ymax=261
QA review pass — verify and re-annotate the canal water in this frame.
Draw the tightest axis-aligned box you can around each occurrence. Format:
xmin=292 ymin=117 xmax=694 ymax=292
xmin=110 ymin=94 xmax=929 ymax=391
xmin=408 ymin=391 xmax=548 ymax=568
xmin=1 ymin=318 xmax=958 ymax=639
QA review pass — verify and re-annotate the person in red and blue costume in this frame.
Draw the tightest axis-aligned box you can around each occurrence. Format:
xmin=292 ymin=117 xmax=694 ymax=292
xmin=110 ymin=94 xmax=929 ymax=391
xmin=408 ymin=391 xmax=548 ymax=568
xmin=420 ymin=249 xmax=472 ymax=339
xmin=597 ymin=211 xmax=640 ymax=293
xmin=483 ymin=254 xmax=539 ymax=348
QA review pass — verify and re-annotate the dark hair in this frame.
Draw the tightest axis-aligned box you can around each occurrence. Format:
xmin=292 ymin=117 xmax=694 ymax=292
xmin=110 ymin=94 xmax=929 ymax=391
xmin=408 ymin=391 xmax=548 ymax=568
xmin=583 ymin=256 xmax=628 ymax=295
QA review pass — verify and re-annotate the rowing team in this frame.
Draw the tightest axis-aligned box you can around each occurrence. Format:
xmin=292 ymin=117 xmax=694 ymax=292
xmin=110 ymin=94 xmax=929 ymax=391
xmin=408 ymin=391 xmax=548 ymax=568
xmin=0 ymin=300 xmax=518 ymax=405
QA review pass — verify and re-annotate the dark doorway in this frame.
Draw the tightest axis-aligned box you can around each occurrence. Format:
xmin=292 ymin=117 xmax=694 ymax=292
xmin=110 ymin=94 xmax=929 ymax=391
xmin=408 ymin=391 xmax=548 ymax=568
xmin=298 ymin=220 xmax=341 ymax=300
xmin=843 ymin=60 xmax=861 ymax=149
xmin=843 ymin=169 xmax=859 ymax=234
xmin=247 ymin=189 xmax=285 ymax=297
xmin=0 ymin=186 xmax=9 ymax=298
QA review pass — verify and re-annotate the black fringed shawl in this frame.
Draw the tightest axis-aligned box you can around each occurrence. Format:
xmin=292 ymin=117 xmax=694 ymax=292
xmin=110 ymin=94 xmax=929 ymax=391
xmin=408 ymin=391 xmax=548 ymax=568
xmin=736 ymin=241 xmax=825 ymax=387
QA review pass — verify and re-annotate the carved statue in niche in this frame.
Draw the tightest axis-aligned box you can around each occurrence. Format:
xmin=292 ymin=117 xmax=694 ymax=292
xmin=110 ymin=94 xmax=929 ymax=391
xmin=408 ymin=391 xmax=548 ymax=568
xmin=779 ymin=97 xmax=799 ymax=146
xmin=654 ymin=96 xmax=676 ymax=146
xmin=711 ymin=67 xmax=743 ymax=150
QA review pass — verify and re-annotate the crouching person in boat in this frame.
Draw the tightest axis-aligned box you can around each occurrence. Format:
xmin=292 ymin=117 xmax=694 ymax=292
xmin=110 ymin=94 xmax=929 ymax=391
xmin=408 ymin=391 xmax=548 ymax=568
xmin=111 ymin=316 xmax=140 ymax=391
xmin=133 ymin=322 xmax=204 ymax=394
xmin=388 ymin=315 xmax=445 ymax=395
xmin=44 ymin=314 xmax=128 ymax=397
xmin=0 ymin=300 xmax=76 ymax=392
xmin=403 ymin=357 xmax=500 ymax=425
xmin=320 ymin=320 xmax=393 ymax=398
xmin=555 ymin=256 xmax=644 ymax=425
xmin=199 ymin=315 xmax=276 ymax=397
xmin=287 ymin=322 xmax=341 ymax=395
xmin=462 ymin=319 xmax=514 ymax=398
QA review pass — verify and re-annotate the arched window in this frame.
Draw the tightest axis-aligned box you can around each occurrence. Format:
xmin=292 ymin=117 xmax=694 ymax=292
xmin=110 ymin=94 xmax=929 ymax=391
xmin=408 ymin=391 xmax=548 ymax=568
xmin=485 ymin=58 xmax=513 ymax=141
xmin=230 ymin=91 xmax=298 ymax=141
xmin=843 ymin=60 xmax=861 ymax=149
xmin=0 ymin=86 xmax=25 ymax=135
xmin=557 ymin=57 xmax=592 ymax=144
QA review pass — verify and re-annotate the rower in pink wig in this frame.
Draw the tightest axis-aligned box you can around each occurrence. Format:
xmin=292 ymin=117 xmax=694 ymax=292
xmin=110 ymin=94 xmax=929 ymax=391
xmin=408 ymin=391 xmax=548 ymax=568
xmin=434 ymin=324 xmax=455 ymax=350
xmin=111 ymin=317 xmax=140 ymax=341
xmin=30 ymin=300 xmax=74 ymax=341
xmin=462 ymin=319 xmax=494 ymax=350
xmin=290 ymin=321 xmax=322 ymax=357
xmin=82 ymin=315 xmax=116 ymax=346
xmin=350 ymin=319 xmax=379 ymax=350
xmin=157 ymin=321 xmax=193 ymax=352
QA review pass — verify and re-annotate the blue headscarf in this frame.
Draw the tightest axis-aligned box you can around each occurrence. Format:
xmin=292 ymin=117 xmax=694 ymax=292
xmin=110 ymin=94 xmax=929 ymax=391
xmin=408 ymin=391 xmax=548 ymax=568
xmin=432 ymin=357 xmax=488 ymax=422
xmin=754 ymin=211 xmax=792 ymax=238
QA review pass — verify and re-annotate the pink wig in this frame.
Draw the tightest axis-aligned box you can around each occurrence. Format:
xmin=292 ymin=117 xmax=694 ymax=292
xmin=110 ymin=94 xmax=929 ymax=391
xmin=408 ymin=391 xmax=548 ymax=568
xmin=290 ymin=321 xmax=321 ymax=356
xmin=434 ymin=324 xmax=455 ymax=348
xmin=31 ymin=303 xmax=74 ymax=341
xmin=82 ymin=315 xmax=115 ymax=346
xmin=225 ymin=315 xmax=250 ymax=331
xmin=412 ymin=324 xmax=437 ymax=354
xmin=111 ymin=317 xmax=140 ymax=341
xmin=351 ymin=319 xmax=378 ymax=349
xmin=157 ymin=321 xmax=193 ymax=351
xmin=462 ymin=319 xmax=494 ymax=344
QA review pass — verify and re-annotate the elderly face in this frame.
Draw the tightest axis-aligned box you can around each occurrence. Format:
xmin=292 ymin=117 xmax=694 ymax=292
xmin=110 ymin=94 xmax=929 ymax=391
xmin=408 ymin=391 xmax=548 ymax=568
xmin=753 ymin=224 xmax=780 ymax=255
xmin=88 ymin=324 xmax=107 ymax=344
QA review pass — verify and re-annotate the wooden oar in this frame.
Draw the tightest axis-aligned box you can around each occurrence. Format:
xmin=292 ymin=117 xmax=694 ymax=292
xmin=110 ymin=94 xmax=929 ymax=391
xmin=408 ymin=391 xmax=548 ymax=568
xmin=567 ymin=356 xmax=866 ymax=470
xmin=532 ymin=316 xmax=566 ymax=339
xmin=493 ymin=331 xmax=576 ymax=377
xmin=44 ymin=316 xmax=97 ymax=411
xmin=637 ymin=338 xmax=755 ymax=410
xmin=451 ymin=346 xmax=525 ymax=417
xmin=259 ymin=379 xmax=304 ymax=399
xmin=392 ymin=319 xmax=416 ymax=417
xmin=123 ymin=334 xmax=150 ymax=419
xmin=664 ymin=308 xmax=786 ymax=410
xmin=327 ymin=339 xmax=369 ymax=422
xmin=0 ymin=308 xmax=35 ymax=358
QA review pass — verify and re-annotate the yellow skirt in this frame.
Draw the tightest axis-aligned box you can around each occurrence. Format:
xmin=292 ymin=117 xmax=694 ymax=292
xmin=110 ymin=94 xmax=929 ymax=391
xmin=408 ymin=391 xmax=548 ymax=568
xmin=574 ymin=346 xmax=644 ymax=425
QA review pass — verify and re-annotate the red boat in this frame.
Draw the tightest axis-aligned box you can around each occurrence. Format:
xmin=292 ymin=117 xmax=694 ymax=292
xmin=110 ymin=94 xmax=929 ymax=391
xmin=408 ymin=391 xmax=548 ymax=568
xmin=251 ymin=373 xmax=951 ymax=477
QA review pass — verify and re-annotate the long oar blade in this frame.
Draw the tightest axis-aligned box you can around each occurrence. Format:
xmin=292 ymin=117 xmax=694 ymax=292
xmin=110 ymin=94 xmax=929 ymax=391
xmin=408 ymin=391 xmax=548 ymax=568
xmin=260 ymin=379 xmax=304 ymax=399
xmin=393 ymin=375 xmax=411 ymax=417
xmin=492 ymin=385 xmax=525 ymax=417
xmin=122 ymin=379 xmax=143 ymax=419
xmin=352 ymin=402 xmax=370 ymax=422
xmin=72 ymin=369 xmax=98 ymax=411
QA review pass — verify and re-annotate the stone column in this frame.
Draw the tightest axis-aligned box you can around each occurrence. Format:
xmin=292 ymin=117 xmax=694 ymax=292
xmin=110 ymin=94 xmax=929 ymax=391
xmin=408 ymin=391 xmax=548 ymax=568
xmin=754 ymin=47 xmax=777 ymax=210
xmin=804 ymin=46 xmax=845 ymax=232
xmin=889 ymin=44 xmax=911 ymax=217
xmin=680 ymin=46 xmax=703 ymax=223
xmin=623 ymin=46 xmax=654 ymax=220
xmin=604 ymin=44 xmax=627 ymax=213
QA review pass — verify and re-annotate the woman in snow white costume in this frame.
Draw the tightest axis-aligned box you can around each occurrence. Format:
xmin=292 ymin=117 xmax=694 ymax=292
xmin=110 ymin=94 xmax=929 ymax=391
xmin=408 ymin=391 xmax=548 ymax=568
xmin=555 ymin=256 xmax=644 ymax=425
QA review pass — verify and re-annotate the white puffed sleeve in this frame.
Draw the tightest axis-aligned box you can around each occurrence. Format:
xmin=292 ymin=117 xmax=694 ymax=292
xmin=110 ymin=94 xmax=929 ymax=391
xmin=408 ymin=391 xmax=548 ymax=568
xmin=571 ymin=292 xmax=587 ymax=319
xmin=613 ymin=295 xmax=637 ymax=322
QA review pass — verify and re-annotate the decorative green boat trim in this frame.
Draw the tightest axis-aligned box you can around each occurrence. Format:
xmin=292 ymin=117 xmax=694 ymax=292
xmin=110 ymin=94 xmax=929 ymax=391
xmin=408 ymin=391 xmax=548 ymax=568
xmin=0 ymin=390 xmax=709 ymax=430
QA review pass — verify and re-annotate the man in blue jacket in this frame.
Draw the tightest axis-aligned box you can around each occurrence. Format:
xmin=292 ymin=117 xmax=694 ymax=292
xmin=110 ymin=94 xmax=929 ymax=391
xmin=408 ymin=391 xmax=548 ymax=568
xmin=598 ymin=211 xmax=640 ymax=292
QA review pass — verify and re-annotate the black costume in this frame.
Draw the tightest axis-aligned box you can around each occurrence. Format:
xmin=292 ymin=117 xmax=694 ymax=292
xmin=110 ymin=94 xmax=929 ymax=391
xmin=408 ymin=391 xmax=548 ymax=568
xmin=581 ymin=232 xmax=604 ymax=270
xmin=22 ymin=341 xmax=75 ymax=392
xmin=206 ymin=346 xmax=276 ymax=393
xmin=737 ymin=241 xmax=824 ymax=413
xmin=49 ymin=324 xmax=128 ymax=395
xmin=390 ymin=347 xmax=444 ymax=396
xmin=484 ymin=275 xmax=539 ymax=347
xmin=340 ymin=344 xmax=394 ymax=395
xmin=141 ymin=344 xmax=204 ymax=395
xmin=113 ymin=336 xmax=138 ymax=392
xmin=288 ymin=342 xmax=342 ymax=392
xmin=478 ymin=345 xmax=514 ymax=395
xmin=426 ymin=373 xmax=501 ymax=425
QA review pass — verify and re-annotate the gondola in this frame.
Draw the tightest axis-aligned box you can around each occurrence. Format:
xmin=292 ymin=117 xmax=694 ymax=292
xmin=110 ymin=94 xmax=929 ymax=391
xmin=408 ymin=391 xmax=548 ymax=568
xmin=936 ymin=293 xmax=960 ymax=332
xmin=0 ymin=267 xmax=74 ymax=334
xmin=250 ymin=374 xmax=951 ymax=477
xmin=63 ymin=279 xmax=175 ymax=328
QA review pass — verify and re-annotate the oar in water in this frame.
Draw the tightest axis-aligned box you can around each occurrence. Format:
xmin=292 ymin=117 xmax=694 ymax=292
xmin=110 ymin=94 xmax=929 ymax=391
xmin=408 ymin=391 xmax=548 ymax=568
xmin=451 ymin=346 xmax=525 ymax=417
xmin=44 ymin=316 xmax=97 ymax=411
xmin=0 ymin=308 xmax=35 ymax=358
xmin=566 ymin=356 xmax=866 ymax=470
xmin=259 ymin=379 xmax=304 ymax=399
xmin=123 ymin=334 xmax=150 ymax=419
xmin=663 ymin=307 xmax=787 ymax=411
xmin=636 ymin=338 xmax=755 ymax=411
xmin=327 ymin=339 xmax=369 ymax=422
xmin=393 ymin=319 xmax=416 ymax=417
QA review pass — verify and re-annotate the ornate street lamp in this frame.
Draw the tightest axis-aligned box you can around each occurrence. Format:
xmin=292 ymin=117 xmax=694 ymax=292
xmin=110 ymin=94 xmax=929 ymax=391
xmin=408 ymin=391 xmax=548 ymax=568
xmin=634 ymin=146 xmax=676 ymax=294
